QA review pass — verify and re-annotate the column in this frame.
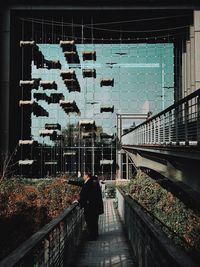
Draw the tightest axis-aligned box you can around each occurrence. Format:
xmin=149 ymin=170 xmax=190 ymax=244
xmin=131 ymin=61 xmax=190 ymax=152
xmin=126 ymin=153 xmax=129 ymax=180
xmin=194 ymin=11 xmax=200 ymax=90
xmin=182 ymin=49 xmax=187 ymax=98
xmin=186 ymin=40 xmax=191 ymax=96
xmin=190 ymin=26 xmax=195 ymax=93
xmin=0 ymin=8 xmax=10 ymax=154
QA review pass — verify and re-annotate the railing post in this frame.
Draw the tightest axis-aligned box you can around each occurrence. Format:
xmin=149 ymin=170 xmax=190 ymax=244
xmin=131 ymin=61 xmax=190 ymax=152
xmin=175 ymin=107 xmax=179 ymax=144
xmin=169 ymin=110 xmax=172 ymax=143
xmin=163 ymin=114 xmax=166 ymax=144
xmin=141 ymin=127 xmax=143 ymax=144
xmin=184 ymin=102 xmax=189 ymax=145
xmin=158 ymin=117 xmax=160 ymax=144
xmin=145 ymin=124 xmax=147 ymax=144
xmin=138 ymin=129 xmax=140 ymax=145
xmin=126 ymin=153 xmax=129 ymax=179
xmin=150 ymin=121 xmax=153 ymax=144
xmin=0 ymin=204 xmax=84 ymax=267
xmin=197 ymin=96 xmax=200 ymax=145
xmin=44 ymin=238 xmax=50 ymax=267
xmin=136 ymin=129 xmax=138 ymax=145
xmin=154 ymin=119 xmax=156 ymax=144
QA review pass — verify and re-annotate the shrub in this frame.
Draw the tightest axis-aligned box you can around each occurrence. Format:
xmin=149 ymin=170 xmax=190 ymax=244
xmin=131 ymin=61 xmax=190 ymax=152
xmin=120 ymin=171 xmax=200 ymax=251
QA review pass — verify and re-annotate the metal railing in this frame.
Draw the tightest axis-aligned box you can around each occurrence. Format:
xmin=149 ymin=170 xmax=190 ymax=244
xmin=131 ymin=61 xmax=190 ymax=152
xmin=116 ymin=188 xmax=198 ymax=267
xmin=0 ymin=203 xmax=84 ymax=267
xmin=122 ymin=88 xmax=200 ymax=146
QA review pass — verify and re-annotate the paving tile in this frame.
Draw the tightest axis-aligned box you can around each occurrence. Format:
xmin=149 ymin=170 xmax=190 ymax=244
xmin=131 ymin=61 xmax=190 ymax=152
xmin=70 ymin=199 xmax=137 ymax=267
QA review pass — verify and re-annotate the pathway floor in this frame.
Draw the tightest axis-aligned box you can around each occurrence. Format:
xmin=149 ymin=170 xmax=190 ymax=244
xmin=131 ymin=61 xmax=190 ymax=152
xmin=71 ymin=199 xmax=137 ymax=267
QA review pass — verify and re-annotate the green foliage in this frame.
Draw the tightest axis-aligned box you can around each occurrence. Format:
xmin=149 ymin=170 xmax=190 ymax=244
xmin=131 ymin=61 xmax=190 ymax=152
xmin=120 ymin=171 xmax=200 ymax=251
xmin=0 ymin=177 xmax=80 ymax=260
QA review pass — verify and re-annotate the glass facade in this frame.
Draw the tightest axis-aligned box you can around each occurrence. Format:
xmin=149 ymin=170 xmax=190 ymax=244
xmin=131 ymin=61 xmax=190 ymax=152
xmin=31 ymin=43 xmax=174 ymax=145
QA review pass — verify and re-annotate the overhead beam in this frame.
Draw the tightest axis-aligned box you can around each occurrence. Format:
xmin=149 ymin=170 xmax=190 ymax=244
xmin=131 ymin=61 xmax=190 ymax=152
xmin=8 ymin=4 xmax=200 ymax=10
xmin=122 ymin=146 xmax=200 ymax=207
xmin=194 ymin=11 xmax=200 ymax=90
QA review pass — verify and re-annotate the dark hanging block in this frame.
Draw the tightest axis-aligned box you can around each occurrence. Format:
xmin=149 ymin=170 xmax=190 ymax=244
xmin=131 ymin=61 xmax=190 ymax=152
xmin=33 ymin=50 xmax=45 ymax=68
xmin=20 ymin=41 xmax=36 ymax=47
xmin=39 ymin=129 xmax=57 ymax=139
xmin=33 ymin=93 xmax=48 ymax=102
xmin=100 ymin=78 xmax=114 ymax=87
xmin=19 ymin=140 xmax=38 ymax=146
xmin=100 ymin=160 xmax=114 ymax=165
xmin=82 ymin=51 xmax=96 ymax=61
xmin=100 ymin=105 xmax=114 ymax=113
xmin=19 ymin=100 xmax=37 ymax=108
xmin=40 ymin=80 xmax=57 ymax=90
xmin=59 ymin=100 xmax=80 ymax=114
xmin=19 ymin=80 xmax=40 ymax=89
xmin=82 ymin=69 xmax=96 ymax=78
xmin=60 ymin=40 xmax=80 ymax=63
xmin=100 ymin=133 xmax=114 ymax=139
xmin=19 ymin=160 xmax=36 ymax=166
xmin=33 ymin=105 xmax=49 ymax=117
xmin=44 ymin=60 xmax=61 ymax=70
xmin=63 ymin=151 xmax=76 ymax=156
xmin=64 ymin=51 xmax=80 ymax=64
xmin=64 ymin=79 xmax=80 ymax=92
xmin=82 ymin=132 xmax=96 ymax=139
xmin=48 ymin=93 xmax=64 ymax=104
xmin=45 ymin=123 xmax=61 ymax=130
xmin=60 ymin=70 xmax=75 ymax=79
xmin=60 ymin=40 xmax=75 ymax=51
xmin=79 ymin=120 xmax=96 ymax=131
xmin=19 ymin=100 xmax=48 ymax=116
xmin=44 ymin=161 xmax=58 ymax=165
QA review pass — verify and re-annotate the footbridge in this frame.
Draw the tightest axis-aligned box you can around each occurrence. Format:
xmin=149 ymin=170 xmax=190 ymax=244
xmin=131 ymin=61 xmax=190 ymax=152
xmin=0 ymin=196 xmax=198 ymax=267
xmin=119 ymin=88 xmax=200 ymax=206
xmin=0 ymin=2 xmax=200 ymax=267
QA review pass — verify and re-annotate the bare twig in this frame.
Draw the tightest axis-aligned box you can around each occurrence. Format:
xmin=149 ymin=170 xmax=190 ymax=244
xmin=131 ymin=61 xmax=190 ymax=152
xmin=1 ymin=144 xmax=19 ymax=180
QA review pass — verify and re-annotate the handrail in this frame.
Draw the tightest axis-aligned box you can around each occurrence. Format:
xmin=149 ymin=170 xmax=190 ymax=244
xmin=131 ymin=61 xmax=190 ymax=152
xmin=116 ymin=188 xmax=199 ymax=267
xmin=0 ymin=203 xmax=84 ymax=267
xmin=121 ymin=88 xmax=200 ymax=146
xmin=122 ymin=88 xmax=200 ymax=136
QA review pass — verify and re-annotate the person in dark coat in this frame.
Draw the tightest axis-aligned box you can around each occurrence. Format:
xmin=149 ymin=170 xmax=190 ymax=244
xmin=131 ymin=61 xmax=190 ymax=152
xmin=68 ymin=171 xmax=104 ymax=240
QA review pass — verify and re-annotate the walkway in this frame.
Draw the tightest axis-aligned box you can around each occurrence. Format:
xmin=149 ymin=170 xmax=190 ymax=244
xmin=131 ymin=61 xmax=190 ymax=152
xmin=71 ymin=199 xmax=137 ymax=267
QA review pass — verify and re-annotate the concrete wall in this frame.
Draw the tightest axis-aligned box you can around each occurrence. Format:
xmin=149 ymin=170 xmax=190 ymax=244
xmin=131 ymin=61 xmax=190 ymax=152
xmin=194 ymin=10 xmax=200 ymax=90
xmin=116 ymin=188 xmax=198 ymax=267
xmin=181 ymin=10 xmax=200 ymax=98
xmin=0 ymin=8 xmax=10 ymax=155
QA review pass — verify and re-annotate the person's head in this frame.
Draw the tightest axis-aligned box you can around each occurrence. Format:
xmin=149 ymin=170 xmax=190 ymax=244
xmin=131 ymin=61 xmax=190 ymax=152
xmin=83 ymin=170 xmax=92 ymax=182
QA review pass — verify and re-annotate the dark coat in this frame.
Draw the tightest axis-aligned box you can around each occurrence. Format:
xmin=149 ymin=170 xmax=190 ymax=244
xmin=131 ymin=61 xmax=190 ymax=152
xmin=68 ymin=177 xmax=84 ymax=187
xmin=79 ymin=178 xmax=104 ymax=215
xmin=68 ymin=177 xmax=104 ymax=215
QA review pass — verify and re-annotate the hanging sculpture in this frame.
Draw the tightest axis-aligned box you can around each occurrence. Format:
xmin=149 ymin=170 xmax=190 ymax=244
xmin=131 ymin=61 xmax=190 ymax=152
xmin=100 ymin=105 xmax=114 ymax=113
xmin=100 ymin=78 xmax=114 ymax=87
xmin=59 ymin=100 xmax=80 ymax=114
xmin=45 ymin=123 xmax=61 ymax=130
xmin=19 ymin=80 xmax=39 ymax=89
xmin=82 ymin=51 xmax=96 ymax=61
xmin=40 ymin=80 xmax=57 ymax=90
xmin=48 ymin=93 xmax=64 ymax=104
xmin=60 ymin=40 xmax=80 ymax=64
xmin=82 ymin=69 xmax=96 ymax=78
